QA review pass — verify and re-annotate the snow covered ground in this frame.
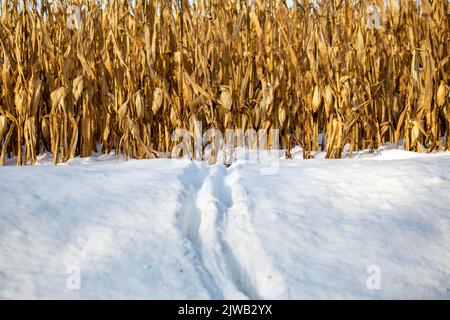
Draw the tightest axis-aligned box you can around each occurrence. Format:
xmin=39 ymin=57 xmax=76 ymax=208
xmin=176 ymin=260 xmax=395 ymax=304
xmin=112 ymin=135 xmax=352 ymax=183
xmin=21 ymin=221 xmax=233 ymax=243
xmin=1 ymin=146 xmax=450 ymax=299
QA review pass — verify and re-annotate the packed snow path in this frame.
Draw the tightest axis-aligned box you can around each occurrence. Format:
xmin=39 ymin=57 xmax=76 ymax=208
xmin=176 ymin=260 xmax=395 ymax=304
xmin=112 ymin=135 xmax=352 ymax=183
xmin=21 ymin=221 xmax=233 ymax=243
xmin=176 ymin=163 xmax=288 ymax=299
xmin=1 ymin=149 xmax=450 ymax=299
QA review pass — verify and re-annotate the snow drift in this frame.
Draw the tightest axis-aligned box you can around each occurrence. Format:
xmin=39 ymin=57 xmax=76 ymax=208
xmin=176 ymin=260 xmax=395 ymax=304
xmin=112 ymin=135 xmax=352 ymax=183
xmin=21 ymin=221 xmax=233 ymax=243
xmin=1 ymin=148 xmax=450 ymax=299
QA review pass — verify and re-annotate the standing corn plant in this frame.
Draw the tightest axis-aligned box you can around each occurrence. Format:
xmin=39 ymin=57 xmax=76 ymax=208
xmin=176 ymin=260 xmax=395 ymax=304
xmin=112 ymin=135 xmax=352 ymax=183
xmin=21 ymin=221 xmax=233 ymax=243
xmin=0 ymin=0 xmax=449 ymax=165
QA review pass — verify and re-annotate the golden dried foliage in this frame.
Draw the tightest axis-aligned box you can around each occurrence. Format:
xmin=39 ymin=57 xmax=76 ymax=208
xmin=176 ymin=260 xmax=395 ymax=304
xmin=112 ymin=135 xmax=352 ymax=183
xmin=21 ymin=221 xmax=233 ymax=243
xmin=0 ymin=0 xmax=449 ymax=165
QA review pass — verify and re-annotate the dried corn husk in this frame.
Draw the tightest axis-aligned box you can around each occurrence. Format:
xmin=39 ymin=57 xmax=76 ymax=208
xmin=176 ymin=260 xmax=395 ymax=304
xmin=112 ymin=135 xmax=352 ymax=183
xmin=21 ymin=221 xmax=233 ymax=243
xmin=152 ymin=88 xmax=163 ymax=114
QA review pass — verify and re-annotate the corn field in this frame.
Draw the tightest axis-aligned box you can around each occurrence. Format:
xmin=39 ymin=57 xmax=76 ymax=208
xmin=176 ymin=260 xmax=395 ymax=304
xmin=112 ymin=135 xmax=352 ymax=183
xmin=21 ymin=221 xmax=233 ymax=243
xmin=0 ymin=0 xmax=449 ymax=165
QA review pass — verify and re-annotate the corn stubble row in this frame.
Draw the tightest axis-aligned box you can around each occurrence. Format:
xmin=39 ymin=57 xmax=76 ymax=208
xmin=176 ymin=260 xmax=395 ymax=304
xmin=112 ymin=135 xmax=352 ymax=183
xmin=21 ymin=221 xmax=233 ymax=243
xmin=0 ymin=0 xmax=449 ymax=165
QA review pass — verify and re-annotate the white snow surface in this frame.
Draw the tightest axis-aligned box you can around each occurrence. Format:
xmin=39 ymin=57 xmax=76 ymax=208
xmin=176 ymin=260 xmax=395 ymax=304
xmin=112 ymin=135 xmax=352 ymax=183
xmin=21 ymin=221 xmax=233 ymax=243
xmin=1 ymin=146 xmax=450 ymax=299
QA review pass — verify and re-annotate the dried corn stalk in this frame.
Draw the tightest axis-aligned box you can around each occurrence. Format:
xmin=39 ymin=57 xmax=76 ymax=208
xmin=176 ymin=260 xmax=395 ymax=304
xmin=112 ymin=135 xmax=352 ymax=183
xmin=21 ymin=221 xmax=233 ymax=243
xmin=0 ymin=0 xmax=448 ymax=165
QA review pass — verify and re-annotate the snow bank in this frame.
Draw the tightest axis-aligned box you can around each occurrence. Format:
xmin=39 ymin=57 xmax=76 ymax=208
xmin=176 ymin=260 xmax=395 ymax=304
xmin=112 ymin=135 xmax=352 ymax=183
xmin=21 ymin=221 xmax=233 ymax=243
xmin=1 ymin=148 xmax=450 ymax=299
